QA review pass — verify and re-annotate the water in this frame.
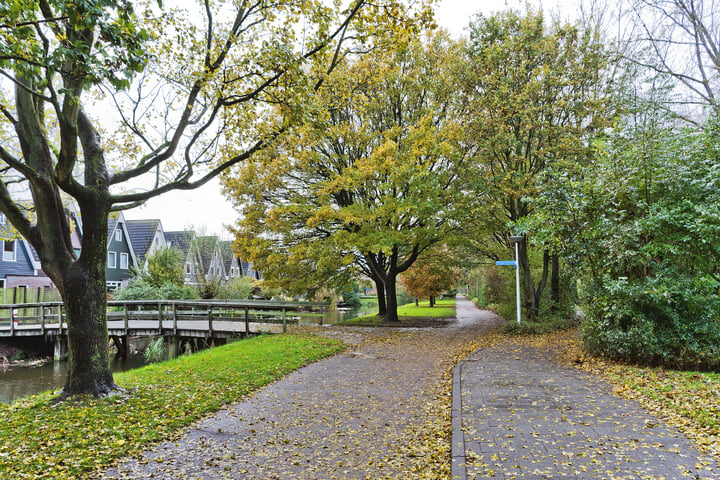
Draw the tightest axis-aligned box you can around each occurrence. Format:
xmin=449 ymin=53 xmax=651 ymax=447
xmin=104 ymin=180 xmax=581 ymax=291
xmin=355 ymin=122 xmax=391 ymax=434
xmin=322 ymin=301 xmax=378 ymax=324
xmin=0 ymin=354 xmax=146 ymax=404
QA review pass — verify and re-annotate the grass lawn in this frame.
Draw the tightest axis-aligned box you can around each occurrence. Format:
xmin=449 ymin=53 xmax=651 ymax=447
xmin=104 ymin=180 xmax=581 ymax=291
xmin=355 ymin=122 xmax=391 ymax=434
xmin=0 ymin=334 xmax=345 ymax=479
xmin=341 ymin=297 xmax=456 ymax=326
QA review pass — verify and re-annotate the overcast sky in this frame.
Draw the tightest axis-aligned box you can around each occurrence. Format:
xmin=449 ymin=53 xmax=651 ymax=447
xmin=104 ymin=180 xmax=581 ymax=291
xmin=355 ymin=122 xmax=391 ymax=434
xmin=124 ymin=0 xmax=580 ymax=235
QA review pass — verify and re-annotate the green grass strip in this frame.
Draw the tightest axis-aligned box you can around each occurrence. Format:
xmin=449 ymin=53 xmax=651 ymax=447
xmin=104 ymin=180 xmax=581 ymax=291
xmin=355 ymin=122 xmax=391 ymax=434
xmin=341 ymin=297 xmax=456 ymax=325
xmin=0 ymin=334 xmax=344 ymax=479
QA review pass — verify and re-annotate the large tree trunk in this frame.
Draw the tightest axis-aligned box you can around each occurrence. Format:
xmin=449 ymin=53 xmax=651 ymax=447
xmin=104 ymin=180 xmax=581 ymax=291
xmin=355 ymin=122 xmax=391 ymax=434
xmin=518 ymin=238 xmax=535 ymax=319
xmin=375 ymin=278 xmax=387 ymax=317
xmin=62 ymin=265 xmax=116 ymax=395
xmin=517 ymin=238 xmax=550 ymax=320
xmin=384 ymin=273 xmax=400 ymax=322
xmin=533 ymin=250 xmax=550 ymax=318
xmin=58 ymin=204 xmax=116 ymax=396
xmin=365 ymin=246 xmax=421 ymax=323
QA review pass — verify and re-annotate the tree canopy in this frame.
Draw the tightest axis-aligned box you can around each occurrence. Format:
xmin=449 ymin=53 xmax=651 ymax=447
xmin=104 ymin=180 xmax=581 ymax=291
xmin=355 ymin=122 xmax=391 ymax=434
xmin=224 ymin=31 xmax=474 ymax=320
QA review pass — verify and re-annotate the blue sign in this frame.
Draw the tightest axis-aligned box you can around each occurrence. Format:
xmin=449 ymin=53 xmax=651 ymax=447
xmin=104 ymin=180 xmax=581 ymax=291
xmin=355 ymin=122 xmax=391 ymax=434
xmin=496 ymin=260 xmax=516 ymax=267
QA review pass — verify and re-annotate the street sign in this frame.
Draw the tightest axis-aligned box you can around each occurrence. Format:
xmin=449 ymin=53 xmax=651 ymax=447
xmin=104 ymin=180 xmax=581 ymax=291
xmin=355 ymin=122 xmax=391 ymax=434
xmin=495 ymin=260 xmax=516 ymax=267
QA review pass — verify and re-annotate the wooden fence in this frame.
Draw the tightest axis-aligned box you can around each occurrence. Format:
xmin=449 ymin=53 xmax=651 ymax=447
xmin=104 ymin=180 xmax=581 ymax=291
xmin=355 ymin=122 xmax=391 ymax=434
xmin=0 ymin=299 xmax=328 ymax=338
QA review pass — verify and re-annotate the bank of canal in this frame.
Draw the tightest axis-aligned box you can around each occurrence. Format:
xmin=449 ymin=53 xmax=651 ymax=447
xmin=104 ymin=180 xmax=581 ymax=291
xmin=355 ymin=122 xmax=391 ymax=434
xmin=0 ymin=302 xmax=377 ymax=404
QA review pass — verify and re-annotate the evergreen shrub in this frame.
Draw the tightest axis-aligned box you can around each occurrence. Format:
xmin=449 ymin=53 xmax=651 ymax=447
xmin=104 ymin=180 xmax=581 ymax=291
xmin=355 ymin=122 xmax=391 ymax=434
xmin=582 ymin=276 xmax=720 ymax=371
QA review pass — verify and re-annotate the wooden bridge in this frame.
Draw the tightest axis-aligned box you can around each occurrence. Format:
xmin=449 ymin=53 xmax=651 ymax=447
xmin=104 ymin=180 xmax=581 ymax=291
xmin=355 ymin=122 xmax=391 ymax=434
xmin=0 ymin=299 xmax=328 ymax=359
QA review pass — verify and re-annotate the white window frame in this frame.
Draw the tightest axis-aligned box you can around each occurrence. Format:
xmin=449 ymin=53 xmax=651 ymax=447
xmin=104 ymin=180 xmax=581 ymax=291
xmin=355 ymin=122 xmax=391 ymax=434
xmin=108 ymin=251 xmax=117 ymax=268
xmin=120 ymin=253 xmax=129 ymax=269
xmin=115 ymin=229 xmax=122 ymax=242
xmin=2 ymin=240 xmax=16 ymax=262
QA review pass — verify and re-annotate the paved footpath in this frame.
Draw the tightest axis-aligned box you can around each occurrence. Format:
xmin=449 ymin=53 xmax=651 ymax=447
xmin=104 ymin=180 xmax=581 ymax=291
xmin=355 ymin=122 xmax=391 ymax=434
xmin=102 ymin=298 xmax=501 ymax=480
xmin=453 ymin=316 xmax=720 ymax=479
xmin=101 ymin=297 xmax=720 ymax=479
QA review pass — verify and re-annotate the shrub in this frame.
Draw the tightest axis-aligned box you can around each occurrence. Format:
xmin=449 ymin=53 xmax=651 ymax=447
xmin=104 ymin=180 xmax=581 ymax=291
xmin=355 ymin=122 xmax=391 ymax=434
xmin=144 ymin=336 xmax=167 ymax=363
xmin=115 ymin=280 xmax=199 ymax=301
xmin=502 ymin=315 xmax=579 ymax=335
xmin=114 ymin=279 xmax=159 ymax=300
xmin=341 ymin=290 xmax=362 ymax=308
xmin=582 ymin=276 xmax=720 ymax=370
xmin=158 ymin=282 xmax=198 ymax=300
xmin=216 ymin=277 xmax=255 ymax=299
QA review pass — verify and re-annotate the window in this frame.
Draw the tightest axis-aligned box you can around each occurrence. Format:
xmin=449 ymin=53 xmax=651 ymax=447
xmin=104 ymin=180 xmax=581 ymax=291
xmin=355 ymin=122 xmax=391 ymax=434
xmin=2 ymin=240 xmax=16 ymax=261
xmin=108 ymin=251 xmax=117 ymax=268
xmin=120 ymin=253 xmax=129 ymax=269
xmin=115 ymin=229 xmax=122 ymax=242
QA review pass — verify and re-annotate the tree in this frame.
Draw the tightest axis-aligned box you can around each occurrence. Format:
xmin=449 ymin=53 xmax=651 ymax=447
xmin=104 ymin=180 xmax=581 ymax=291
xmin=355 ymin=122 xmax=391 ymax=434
xmin=626 ymin=0 xmax=720 ymax=119
xmin=400 ymin=248 xmax=461 ymax=307
xmin=139 ymin=247 xmax=185 ymax=288
xmin=463 ymin=9 xmax=611 ymax=319
xmin=0 ymin=0 xmax=417 ymax=396
xmin=225 ymin=31 xmax=474 ymax=321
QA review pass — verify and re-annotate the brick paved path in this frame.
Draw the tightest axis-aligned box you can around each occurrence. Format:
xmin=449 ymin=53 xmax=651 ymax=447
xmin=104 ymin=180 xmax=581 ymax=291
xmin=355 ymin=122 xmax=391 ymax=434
xmin=453 ymin=338 xmax=720 ymax=479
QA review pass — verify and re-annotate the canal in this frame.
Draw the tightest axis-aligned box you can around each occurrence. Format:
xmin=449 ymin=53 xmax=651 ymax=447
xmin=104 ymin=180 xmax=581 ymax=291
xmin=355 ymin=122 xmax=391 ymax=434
xmin=0 ymin=302 xmax=377 ymax=404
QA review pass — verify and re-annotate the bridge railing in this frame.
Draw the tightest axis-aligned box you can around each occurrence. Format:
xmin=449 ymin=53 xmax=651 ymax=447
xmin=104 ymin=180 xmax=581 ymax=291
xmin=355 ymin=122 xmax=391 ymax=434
xmin=0 ymin=299 xmax=329 ymax=336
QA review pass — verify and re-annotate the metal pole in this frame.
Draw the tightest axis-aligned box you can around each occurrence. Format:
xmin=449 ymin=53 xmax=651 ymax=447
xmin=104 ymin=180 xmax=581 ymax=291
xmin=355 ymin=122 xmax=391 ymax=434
xmin=515 ymin=240 xmax=521 ymax=324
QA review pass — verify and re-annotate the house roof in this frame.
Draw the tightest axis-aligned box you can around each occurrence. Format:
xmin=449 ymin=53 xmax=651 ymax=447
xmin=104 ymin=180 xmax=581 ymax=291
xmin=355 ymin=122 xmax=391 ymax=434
xmin=219 ymin=240 xmax=236 ymax=274
xmin=166 ymin=230 xmax=194 ymax=256
xmin=126 ymin=219 xmax=161 ymax=265
xmin=107 ymin=212 xmax=119 ymax=239
xmin=196 ymin=236 xmax=219 ymax=274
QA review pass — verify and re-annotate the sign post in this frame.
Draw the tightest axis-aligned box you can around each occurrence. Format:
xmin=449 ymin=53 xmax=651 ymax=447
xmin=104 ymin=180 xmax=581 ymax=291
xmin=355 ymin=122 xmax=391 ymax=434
xmin=496 ymin=235 xmax=524 ymax=324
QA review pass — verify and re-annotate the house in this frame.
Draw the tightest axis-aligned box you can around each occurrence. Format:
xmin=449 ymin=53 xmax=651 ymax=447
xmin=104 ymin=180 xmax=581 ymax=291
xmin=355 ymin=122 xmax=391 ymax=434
xmin=0 ymin=208 xmax=83 ymax=290
xmin=106 ymin=211 xmax=138 ymax=291
xmin=166 ymin=231 xmax=228 ymax=285
xmin=0 ymin=228 xmax=47 ymax=289
xmin=239 ymin=258 xmax=262 ymax=280
xmin=125 ymin=219 xmax=167 ymax=270
xmin=195 ymin=236 xmax=226 ymax=282
xmin=219 ymin=240 xmax=243 ymax=281
xmin=165 ymin=230 xmax=196 ymax=284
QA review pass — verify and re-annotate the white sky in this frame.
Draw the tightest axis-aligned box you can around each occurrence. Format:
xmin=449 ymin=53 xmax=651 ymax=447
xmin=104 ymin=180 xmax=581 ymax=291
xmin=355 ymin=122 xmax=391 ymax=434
xmin=124 ymin=0 xmax=579 ymax=235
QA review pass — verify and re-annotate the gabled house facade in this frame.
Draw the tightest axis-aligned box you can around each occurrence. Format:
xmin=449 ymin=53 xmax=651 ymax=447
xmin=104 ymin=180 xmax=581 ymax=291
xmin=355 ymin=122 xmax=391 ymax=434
xmin=165 ymin=232 xmax=230 ymax=287
xmin=165 ymin=230 xmax=196 ymax=284
xmin=196 ymin=236 xmax=226 ymax=282
xmin=0 ymin=209 xmax=83 ymax=289
xmin=126 ymin=219 xmax=167 ymax=270
xmin=220 ymin=240 xmax=243 ymax=281
xmin=0 ymin=201 xmax=260 ymax=293
xmin=106 ymin=211 xmax=138 ymax=291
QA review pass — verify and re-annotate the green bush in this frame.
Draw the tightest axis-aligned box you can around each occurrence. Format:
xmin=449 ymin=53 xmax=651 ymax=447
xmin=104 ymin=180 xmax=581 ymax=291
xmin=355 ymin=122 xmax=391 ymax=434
xmin=158 ymin=282 xmax=198 ymax=300
xmin=215 ymin=277 xmax=255 ymax=299
xmin=341 ymin=290 xmax=362 ymax=308
xmin=582 ymin=276 xmax=720 ymax=370
xmin=144 ymin=336 xmax=167 ymax=363
xmin=114 ymin=279 xmax=159 ymax=300
xmin=502 ymin=315 xmax=579 ymax=335
xmin=115 ymin=280 xmax=198 ymax=301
